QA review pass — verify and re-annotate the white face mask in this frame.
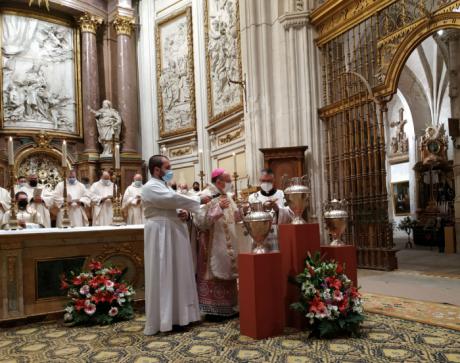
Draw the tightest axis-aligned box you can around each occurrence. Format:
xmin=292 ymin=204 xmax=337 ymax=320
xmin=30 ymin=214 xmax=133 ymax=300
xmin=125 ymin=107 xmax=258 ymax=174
xmin=134 ymin=180 xmax=142 ymax=187
xmin=101 ymin=179 xmax=111 ymax=186
xmin=224 ymin=182 xmax=233 ymax=193
xmin=260 ymin=182 xmax=273 ymax=193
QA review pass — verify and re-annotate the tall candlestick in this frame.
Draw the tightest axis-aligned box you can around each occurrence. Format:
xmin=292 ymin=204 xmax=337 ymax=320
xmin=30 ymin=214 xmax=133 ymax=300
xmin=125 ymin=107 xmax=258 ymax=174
xmin=8 ymin=137 xmax=14 ymax=166
xmin=199 ymin=150 xmax=203 ymax=169
xmin=62 ymin=140 xmax=67 ymax=168
xmin=115 ymin=144 xmax=120 ymax=170
xmin=232 ymin=152 xmax=237 ymax=174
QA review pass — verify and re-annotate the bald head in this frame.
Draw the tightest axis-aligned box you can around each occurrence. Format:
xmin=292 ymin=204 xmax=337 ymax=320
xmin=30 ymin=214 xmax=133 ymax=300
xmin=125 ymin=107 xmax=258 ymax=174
xmin=101 ymin=171 xmax=111 ymax=180
xmin=133 ymin=173 xmax=142 ymax=182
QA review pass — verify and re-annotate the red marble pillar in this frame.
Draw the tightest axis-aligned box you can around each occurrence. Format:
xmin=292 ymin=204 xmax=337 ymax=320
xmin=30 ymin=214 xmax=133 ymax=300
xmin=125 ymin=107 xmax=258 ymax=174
xmin=78 ymin=14 xmax=102 ymax=155
xmin=113 ymin=15 xmax=139 ymax=156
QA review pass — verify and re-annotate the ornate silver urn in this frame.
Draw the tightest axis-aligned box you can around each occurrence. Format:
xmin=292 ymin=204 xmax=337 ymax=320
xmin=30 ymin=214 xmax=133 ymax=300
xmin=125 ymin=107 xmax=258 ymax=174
xmin=240 ymin=201 xmax=273 ymax=254
xmin=283 ymin=175 xmax=310 ymax=224
xmin=323 ymin=199 xmax=349 ymax=246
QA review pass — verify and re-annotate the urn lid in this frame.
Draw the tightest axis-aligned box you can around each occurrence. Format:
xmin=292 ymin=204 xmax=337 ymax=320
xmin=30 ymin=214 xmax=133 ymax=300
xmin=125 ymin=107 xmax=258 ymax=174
xmin=323 ymin=199 xmax=348 ymax=219
xmin=243 ymin=202 xmax=272 ymax=222
xmin=285 ymin=184 xmax=310 ymax=194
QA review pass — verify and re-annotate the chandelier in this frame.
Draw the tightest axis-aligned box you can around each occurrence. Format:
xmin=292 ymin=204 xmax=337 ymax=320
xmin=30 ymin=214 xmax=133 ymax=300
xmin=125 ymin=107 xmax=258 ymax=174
xmin=28 ymin=0 xmax=50 ymax=10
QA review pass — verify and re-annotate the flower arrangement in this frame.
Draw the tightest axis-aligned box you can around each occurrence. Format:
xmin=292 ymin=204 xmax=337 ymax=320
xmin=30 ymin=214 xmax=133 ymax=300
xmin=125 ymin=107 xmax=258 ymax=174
xmin=60 ymin=260 xmax=135 ymax=325
xmin=290 ymin=252 xmax=364 ymax=338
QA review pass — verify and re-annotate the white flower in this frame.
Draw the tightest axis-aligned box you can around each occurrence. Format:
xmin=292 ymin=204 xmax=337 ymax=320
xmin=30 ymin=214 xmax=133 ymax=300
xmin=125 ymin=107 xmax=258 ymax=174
xmin=117 ymin=298 xmax=126 ymax=306
xmin=65 ymin=306 xmax=74 ymax=313
xmin=108 ymin=307 xmax=118 ymax=317
xmin=86 ymin=294 xmax=92 ymax=299
xmin=64 ymin=313 xmax=73 ymax=321
xmin=79 ymin=285 xmax=90 ymax=295
xmin=84 ymin=303 xmax=96 ymax=315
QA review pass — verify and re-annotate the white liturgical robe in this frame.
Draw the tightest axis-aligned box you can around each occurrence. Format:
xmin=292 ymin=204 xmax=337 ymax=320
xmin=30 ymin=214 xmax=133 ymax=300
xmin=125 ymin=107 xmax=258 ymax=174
xmin=90 ymin=180 xmax=116 ymax=226
xmin=141 ymin=177 xmax=201 ymax=335
xmin=18 ymin=184 xmax=53 ymax=228
xmin=248 ymin=189 xmax=293 ymax=250
xmin=54 ymin=181 xmax=91 ymax=227
xmin=122 ymin=183 xmax=144 ymax=224
xmin=0 ymin=187 xmax=11 ymax=223
xmin=2 ymin=207 xmax=43 ymax=228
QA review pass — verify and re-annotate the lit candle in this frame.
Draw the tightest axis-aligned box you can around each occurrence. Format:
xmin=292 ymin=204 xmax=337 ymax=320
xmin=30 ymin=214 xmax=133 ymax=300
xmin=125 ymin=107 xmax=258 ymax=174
xmin=232 ymin=152 xmax=237 ymax=174
xmin=62 ymin=140 xmax=67 ymax=168
xmin=199 ymin=149 xmax=203 ymax=170
xmin=8 ymin=137 xmax=14 ymax=166
xmin=115 ymin=144 xmax=120 ymax=170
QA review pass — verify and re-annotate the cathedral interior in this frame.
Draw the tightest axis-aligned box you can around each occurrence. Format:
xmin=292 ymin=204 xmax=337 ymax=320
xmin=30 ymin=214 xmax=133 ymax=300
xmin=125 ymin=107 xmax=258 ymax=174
xmin=0 ymin=0 xmax=460 ymax=361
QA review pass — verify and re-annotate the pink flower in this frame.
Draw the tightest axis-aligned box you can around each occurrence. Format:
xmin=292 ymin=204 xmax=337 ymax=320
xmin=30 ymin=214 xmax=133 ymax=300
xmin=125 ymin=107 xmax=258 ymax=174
xmin=333 ymin=289 xmax=343 ymax=302
xmin=88 ymin=260 xmax=103 ymax=271
xmin=84 ymin=303 xmax=96 ymax=315
xmin=108 ymin=307 xmax=118 ymax=317
xmin=79 ymin=285 xmax=90 ymax=295
xmin=105 ymin=280 xmax=115 ymax=289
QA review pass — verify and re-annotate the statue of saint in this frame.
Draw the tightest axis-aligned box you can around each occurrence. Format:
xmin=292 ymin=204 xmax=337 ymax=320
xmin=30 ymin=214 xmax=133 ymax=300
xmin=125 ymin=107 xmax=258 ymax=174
xmin=89 ymin=100 xmax=122 ymax=157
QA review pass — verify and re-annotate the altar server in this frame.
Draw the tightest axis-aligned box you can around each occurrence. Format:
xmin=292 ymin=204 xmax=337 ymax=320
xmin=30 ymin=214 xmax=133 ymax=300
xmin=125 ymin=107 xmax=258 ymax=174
xmin=53 ymin=170 xmax=91 ymax=227
xmin=122 ymin=173 xmax=144 ymax=225
xmin=90 ymin=171 xmax=115 ymax=226
xmin=248 ymin=168 xmax=293 ymax=251
xmin=142 ymin=155 xmax=210 ymax=335
xmin=194 ymin=168 xmax=240 ymax=319
xmin=0 ymin=186 xmax=11 ymax=222
xmin=18 ymin=174 xmax=53 ymax=228
xmin=2 ymin=191 xmax=43 ymax=228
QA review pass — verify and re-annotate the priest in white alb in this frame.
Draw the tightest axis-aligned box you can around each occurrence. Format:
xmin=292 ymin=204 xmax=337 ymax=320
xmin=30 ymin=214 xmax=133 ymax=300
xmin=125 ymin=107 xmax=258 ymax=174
xmin=194 ymin=168 xmax=240 ymax=318
xmin=142 ymin=155 xmax=210 ymax=335
xmin=0 ymin=186 xmax=11 ymax=223
xmin=90 ymin=171 xmax=115 ymax=226
xmin=248 ymin=168 xmax=293 ymax=251
xmin=2 ymin=191 xmax=43 ymax=228
xmin=53 ymin=170 xmax=91 ymax=227
xmin=122 ymin=173 xmax=144 ymax=224
xmin=18 ymin=174 xmax=53 ymax=228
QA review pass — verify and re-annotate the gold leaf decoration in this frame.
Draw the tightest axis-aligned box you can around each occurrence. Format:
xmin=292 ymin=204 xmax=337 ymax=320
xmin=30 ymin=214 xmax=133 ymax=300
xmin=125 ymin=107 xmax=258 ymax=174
xmin=28 ymin=0 xmax=50 ymax=11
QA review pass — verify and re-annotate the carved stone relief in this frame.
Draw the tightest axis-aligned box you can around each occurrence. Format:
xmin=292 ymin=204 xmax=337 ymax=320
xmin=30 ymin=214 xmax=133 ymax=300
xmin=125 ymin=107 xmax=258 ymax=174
xmin=1 ymin=12 xmax=78 ymax=134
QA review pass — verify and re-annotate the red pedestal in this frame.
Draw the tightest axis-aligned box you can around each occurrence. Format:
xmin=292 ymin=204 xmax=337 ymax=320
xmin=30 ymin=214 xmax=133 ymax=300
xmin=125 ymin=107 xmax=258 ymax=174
xmin=278 ymin=223 xmax=321 ymax=329
xmin=239 ymin=252 xmax=284 ymax=339
xmin=320 ymin=245 xmax=358 ymax=287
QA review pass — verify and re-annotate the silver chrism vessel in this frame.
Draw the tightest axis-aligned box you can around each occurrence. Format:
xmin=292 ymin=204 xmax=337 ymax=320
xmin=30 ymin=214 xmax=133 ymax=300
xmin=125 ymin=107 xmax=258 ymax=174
xmin=283 ymin=175 xmax=310 ymax=224
xmin=239 ymin=201 xmax=273 ymax=254
xmin=323 ymin=199 xmax=349 ymax=246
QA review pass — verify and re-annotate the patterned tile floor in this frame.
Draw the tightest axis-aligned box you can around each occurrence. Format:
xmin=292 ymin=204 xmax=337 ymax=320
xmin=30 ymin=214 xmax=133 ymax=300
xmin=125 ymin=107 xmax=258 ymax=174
xmin=1 ymin=313 xmax=460 ymax=362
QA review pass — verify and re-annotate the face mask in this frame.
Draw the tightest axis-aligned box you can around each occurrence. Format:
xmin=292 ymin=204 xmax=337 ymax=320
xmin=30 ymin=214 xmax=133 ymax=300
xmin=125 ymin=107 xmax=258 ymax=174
xmin=68 ymin=178 xmax=76 ymax=185
xmin=18 ymin=200 xmax=28 ymax=210
xmin=224 ymin=182 xmax=233 ymax=193
xmin=193 ymin=187 xmax=200 ymax=192
xmin=162 ymin=170 xmax=174 ymax=183
xmin=134 ymin=180 xmax=142 ymax=187
xmin=260 ymin=182 xmax=273 ymax=193
xmin=101 ymin=179 xmax=111 ymax=186
xmin=29 ymin=180 xmax=38 ymax=187
xmin=18 ymin=182 xmax=26 ymax=188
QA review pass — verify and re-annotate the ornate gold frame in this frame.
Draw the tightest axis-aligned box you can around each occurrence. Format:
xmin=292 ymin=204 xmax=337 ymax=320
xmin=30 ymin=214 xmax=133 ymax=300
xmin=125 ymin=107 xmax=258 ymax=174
xmin=204 ymin=0 xmax=243 ymax=124
xmin=155 ymin=7 xmax=197 ymax=138
xmin=13 ymin=145 xmax=72 ymax=178
xmin=0 ymin=8 xmax=83 ymax=139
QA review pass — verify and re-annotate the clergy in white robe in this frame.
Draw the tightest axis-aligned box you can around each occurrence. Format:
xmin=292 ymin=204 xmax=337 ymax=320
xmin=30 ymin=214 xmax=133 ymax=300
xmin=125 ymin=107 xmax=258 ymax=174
xmin=53 ymin=170 xmax=91 ymax=227
xmin=248 ymin=168 xmax=293 ymax=251
xmin=18 ymin=174 xmax=53 ymax=228
xmin=2 ymin=191 xmax=43 ymax=228
xmin=193 ymin=168 xmax=240 ymax=318
xmin=90 ymin=171 xmax=115 ymax=226
xmin=122 ymin=174 xmax=144 ymax=225
xmin=142 ymin=155 xmax=210 ymax=335
xmin=0 ymin=186 xmax=11 ymax=223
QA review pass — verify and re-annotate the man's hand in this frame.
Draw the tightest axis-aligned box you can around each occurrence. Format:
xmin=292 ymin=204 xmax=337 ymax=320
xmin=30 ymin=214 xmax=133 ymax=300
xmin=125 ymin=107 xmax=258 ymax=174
xmin=200 ymin=195 xmax=211 ymax=204
xmin=219 ymin=197 xmax=230 ymax=210
xmin=177 ymin=209 xmax=189 ymax=221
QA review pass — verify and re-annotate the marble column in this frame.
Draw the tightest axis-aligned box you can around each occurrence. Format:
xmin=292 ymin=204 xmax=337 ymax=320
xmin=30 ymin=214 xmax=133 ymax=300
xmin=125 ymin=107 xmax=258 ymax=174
xmin=240 ymin=0 xmax=324 ymax=221
xmin=112 ymin=15 xmax=139 ymax=156
xmin=78 ymin=13 xmax=103 ymax=156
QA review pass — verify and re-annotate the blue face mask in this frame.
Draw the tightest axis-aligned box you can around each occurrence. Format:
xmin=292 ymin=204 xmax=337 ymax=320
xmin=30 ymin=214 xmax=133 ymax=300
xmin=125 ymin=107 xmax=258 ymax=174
xmin=162 ymin=170 xmax=174 ymax=183
xmin=68 ymin=177 xmax=76 ymax=185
